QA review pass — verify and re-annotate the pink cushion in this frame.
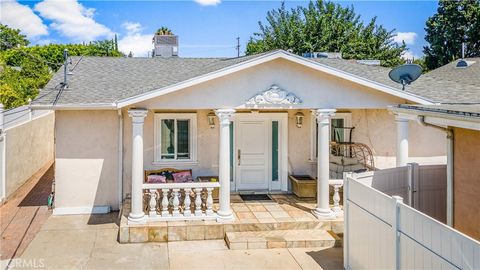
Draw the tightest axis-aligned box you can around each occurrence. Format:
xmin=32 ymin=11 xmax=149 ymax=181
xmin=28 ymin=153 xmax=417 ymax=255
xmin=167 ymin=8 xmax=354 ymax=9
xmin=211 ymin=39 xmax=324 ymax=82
xmin=172 ymin=171 xmax=193 ymax=183
xmin=147 ymin=175 xmax=166 ymax=183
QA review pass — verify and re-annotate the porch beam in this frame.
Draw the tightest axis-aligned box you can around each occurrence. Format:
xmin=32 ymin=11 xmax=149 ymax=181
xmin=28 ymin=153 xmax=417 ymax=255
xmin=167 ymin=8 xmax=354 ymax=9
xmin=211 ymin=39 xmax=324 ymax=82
xmin=395 ymin=115 xmax=409 ymax=167
xmin=127 ymin=108 xmax=148 ymax=224
xmin=215 ymin=108 xmax=235 ymax=221
xmin=312 ymin=109 xmax=336 ymax=219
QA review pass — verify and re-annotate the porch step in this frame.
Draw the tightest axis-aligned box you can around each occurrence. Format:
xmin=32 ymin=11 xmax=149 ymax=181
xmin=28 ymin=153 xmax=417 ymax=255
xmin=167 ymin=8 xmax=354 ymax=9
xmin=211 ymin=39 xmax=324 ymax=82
xmin=225 ymin=229 xmax=338 ymax=250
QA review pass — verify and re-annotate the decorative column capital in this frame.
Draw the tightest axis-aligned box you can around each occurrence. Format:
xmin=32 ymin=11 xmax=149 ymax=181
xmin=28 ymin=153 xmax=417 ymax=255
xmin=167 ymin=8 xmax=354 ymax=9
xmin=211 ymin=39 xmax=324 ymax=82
xmin=312 ymin=109 xmax=336 ymax=124
xmin=215 ymin=109 xmax=236 ymax=125
xmin=128 ymin=108 xmax=148 ymax=123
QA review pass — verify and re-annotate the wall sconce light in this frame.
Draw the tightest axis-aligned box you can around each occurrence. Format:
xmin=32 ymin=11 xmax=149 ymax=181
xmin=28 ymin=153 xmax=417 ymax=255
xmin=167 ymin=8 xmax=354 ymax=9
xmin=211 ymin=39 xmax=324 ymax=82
xmin=207 ymin=111 xmax=216 ymax=128
xmin=295 ymin=112 xmax=304 ymax=128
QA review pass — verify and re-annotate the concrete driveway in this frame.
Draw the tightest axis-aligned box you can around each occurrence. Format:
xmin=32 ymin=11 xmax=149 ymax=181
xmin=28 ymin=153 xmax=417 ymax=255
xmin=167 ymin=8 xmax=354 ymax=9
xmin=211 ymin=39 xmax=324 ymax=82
xmin=6 ymin=213 xmax=343 ymax=269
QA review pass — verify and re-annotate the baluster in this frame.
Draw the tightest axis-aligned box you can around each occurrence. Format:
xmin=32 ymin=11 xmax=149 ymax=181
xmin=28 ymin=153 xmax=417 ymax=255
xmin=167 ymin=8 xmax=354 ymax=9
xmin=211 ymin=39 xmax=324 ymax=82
xmin=332 ymin=184 xmax=343 ymax=216
xmin=184 ymin=188 xmax=192 ymax=217
xmin=172 ymin=189 xmax=181 ymax=217
xmin=205 ymin=188 xmax=214 ymax=216
xmin=148 ymin=189 xmax=158 ymax=218
xmin=161 ymin=189 xmax=170 ymax=216
xmin=194 ymin=188 xmax=202 ymax=216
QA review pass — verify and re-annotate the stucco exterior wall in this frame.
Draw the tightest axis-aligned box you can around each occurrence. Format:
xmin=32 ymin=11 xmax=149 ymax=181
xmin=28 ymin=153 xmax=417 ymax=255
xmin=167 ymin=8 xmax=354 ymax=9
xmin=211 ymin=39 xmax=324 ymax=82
xmin=453 ymin=127 xmax=480 ymax=240
xmin=55 ymin=110 xmax=119 ymax=212
xmin=121 ymin=108 xmax=446 ymax=195
xmin=3 ymin=112 xmax=54 ymax=199
xmin=136 ymin=58 xmax=406 ymax=110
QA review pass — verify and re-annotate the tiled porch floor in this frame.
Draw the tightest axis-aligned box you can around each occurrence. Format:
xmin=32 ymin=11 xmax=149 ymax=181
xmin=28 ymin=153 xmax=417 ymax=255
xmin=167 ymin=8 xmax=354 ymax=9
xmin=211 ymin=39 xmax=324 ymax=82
xmin=119 ymin=194 xmax=343 ymax=243
xmin=229 ymin=194 xmax=323 ymax=224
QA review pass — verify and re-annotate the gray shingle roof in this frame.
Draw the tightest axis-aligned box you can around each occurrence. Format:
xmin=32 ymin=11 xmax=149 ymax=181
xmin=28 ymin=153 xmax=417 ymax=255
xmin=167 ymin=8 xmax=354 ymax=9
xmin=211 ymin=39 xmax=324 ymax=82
xmin=407 ymin=58 xmax=480 ymax=104
xmin=32 ymin=50 xmax=480 ymax=107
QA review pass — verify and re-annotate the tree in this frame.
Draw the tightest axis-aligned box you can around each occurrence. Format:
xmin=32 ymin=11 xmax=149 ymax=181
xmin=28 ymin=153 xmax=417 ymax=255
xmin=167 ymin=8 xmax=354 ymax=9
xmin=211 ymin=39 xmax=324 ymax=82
xmin=0 ymin=24 xmax=29 ymax=50
xmin=155 ymin=27 xmax=174 ymax=35
xmin=0 ymin=25 xmax=123 ymax=108
xmin=246 ymin=0 xmax=406 ymax=67
xmin=423 ymin=0 xmax=480 ymax=70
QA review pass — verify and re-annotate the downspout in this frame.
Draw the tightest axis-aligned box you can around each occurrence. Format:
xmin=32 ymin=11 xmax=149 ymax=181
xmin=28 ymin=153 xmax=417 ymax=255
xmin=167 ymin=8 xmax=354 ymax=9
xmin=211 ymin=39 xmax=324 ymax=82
xmin=417 ymin=115 xmax=454 ymax=226
xmin=118 ymin=109 xmax=124 ymax=210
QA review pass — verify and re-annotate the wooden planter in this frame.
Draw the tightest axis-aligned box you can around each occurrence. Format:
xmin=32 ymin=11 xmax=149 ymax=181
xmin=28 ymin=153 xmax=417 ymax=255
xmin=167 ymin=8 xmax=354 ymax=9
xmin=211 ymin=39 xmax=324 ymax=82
xmin=289 ymin=175 xmax=316 ymax=198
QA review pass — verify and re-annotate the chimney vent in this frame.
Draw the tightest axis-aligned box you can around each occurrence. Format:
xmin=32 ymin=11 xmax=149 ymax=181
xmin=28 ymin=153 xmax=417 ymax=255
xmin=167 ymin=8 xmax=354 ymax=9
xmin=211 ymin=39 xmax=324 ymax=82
xmin=153 ymin=35 xmax=179 ymax=57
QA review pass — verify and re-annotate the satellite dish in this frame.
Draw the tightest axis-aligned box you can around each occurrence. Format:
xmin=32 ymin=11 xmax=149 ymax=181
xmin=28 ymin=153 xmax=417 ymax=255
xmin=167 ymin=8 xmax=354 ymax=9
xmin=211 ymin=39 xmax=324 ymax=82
xmin=388 ymin=64 xmax=422 ymax=90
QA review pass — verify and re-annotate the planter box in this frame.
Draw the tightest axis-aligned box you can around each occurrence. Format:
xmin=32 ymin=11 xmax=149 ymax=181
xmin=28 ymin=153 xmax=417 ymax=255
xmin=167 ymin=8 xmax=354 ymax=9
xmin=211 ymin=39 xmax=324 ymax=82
xmin=289 ymin=175 xmax=316 ymax=198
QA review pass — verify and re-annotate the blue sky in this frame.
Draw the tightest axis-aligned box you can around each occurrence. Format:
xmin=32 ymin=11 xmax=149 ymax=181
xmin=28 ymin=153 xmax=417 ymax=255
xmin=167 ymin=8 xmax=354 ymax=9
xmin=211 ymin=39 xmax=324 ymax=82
xmin=2 ymin=0 xmax=439 ymax=59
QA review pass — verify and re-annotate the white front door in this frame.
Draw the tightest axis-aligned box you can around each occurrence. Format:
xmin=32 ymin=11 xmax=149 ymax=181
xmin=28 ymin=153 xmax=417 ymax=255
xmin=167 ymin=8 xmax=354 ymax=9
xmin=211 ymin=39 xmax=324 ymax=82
xmin=235 ymin=118 xmax=269 ymax=190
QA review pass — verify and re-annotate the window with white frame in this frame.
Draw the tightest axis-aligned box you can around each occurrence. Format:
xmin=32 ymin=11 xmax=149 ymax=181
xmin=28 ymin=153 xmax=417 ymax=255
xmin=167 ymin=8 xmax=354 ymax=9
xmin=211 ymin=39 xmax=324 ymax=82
xmin=154 ymin=113 xmax=197 ymax=163
xmin=310 ymin=112 xmax=352 ymax=160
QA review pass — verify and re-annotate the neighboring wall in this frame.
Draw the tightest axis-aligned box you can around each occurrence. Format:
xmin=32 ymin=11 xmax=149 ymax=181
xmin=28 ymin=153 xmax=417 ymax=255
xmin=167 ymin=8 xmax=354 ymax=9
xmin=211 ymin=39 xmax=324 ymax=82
xmin=453 ymin=127 xmax=480 ymax=240
xmin=1 ymin=112 xmax=54 ymax=201
xmin=54 ymin=110 xmax=119 ymax=213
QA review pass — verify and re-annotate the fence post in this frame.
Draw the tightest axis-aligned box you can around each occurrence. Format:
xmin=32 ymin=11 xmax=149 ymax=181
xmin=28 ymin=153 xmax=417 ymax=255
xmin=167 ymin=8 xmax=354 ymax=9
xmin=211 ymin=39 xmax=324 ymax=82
xmin=343 ymin=172 xmax=351 ymax=270
xmin=392 ymin=195 xmax=403 ymax=270
xmin=409 ymin=163 xmax=419 ymax=209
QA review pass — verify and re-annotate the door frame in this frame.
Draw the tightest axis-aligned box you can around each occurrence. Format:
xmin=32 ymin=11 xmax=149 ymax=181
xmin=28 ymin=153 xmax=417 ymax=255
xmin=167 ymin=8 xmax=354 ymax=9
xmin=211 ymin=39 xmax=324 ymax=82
xmin=232 ymin=112 xmax=288 ymax=192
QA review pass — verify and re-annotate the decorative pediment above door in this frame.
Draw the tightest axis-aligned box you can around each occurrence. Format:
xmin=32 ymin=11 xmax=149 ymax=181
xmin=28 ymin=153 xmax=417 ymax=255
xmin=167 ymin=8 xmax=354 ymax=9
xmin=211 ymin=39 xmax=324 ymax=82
xmin=246 ymin=84 xmax=302 ymax=107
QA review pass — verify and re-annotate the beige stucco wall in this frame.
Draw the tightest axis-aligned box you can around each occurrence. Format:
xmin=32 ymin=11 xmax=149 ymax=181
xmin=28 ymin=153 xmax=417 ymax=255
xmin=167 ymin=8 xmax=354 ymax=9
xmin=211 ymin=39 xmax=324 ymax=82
xmin=136 ymin=58 xmax=406 ymax=110
xmin=4 ymin=112 xmax=54 ymax=198
xmin=55 ymin=110 xmax=119 ymax=211
xmin=121 ymin=108 xmax=445 ymax=195
xmin=453 ymin=127 xmax=480 ymax=241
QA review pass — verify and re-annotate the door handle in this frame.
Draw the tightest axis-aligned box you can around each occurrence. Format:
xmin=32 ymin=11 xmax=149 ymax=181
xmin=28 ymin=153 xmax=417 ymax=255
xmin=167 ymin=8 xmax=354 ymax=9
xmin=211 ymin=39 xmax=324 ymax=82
xmin=237 ymin=149 xmax=241 ymax=166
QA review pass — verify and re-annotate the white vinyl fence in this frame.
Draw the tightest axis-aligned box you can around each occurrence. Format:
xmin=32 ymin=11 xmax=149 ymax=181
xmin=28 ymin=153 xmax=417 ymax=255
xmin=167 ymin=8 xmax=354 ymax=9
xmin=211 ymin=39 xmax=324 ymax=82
xmin=344 ymin=172 xmax=480 ymax=270
xmin=357 ymin=163 xmax=447 ymax=223
xmin=0 ymin=106 xmax=54 ymax=202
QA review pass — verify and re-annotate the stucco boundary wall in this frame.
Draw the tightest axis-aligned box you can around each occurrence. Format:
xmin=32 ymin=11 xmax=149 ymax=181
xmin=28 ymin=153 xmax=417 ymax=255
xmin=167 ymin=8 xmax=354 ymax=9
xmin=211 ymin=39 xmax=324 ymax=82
xmin=0 ymin=111 xmax=55 ymax=202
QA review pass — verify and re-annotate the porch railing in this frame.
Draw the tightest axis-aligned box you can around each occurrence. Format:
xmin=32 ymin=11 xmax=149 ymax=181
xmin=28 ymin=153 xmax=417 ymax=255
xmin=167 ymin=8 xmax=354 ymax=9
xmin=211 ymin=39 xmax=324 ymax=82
xmin=142 ymin=182 xmax=221 ymax=221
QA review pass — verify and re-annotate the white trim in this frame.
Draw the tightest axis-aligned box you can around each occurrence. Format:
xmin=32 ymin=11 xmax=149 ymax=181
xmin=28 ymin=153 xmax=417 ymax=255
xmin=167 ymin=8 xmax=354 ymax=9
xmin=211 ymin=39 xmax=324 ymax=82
xmin=310 ymin=111 xmax=352 ymax=161
xmin=152 ymin=160 xmax=199 ymax=166
xmin=53 ymin=205 xmax=111 ymax=215
xmin=389 ymin=107 xmax=480 ymax=131
xmin=154 ymin=113 xmax=197 ymax=163
xmin=116 ymin=51 xmax=433 ymax=108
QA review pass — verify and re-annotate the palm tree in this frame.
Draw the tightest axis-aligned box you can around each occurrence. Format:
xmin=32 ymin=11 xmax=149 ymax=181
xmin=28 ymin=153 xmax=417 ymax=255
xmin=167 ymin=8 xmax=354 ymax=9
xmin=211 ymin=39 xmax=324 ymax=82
xmin=155 ymin=27 xmax=173 ymax=35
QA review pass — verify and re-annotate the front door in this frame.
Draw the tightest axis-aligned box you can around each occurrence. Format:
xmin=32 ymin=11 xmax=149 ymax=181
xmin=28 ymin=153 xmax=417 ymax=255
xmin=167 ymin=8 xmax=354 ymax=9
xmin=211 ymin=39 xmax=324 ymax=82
xmin=235 ymin=118 xmax=269 ymax=190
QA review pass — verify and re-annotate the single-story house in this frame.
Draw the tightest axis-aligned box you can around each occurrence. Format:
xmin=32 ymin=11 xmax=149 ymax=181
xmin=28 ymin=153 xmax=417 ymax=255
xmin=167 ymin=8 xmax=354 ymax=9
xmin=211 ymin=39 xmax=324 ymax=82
xmin=33 ymin=39 xmax=477 ymax=223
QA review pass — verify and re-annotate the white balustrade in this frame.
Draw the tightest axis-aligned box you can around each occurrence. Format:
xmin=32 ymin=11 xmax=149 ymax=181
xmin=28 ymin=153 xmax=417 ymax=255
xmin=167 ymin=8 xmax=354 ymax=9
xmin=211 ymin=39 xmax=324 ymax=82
xmin=142 ymin=182 xmax=220 ymax=221
xmin=329 ymin=179 xmax=344 ymax=217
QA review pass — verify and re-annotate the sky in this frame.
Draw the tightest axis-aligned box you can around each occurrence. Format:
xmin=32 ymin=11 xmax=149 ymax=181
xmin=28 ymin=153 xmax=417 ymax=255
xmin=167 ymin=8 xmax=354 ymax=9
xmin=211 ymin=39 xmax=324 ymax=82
xmin=1 ymin=0 xmax=439 ymax=59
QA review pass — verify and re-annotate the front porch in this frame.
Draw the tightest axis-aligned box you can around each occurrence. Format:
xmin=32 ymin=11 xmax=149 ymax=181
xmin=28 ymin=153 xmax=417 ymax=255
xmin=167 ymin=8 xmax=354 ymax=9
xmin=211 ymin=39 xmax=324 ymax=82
xmin=119 ymin=193 xmax=344 ymax=246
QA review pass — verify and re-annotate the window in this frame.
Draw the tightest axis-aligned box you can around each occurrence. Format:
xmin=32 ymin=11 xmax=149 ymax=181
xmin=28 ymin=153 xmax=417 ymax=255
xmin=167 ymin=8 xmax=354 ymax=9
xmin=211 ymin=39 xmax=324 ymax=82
xmin=154 ymin=113 xmax=197 ymax=163
xmin=310 ymin=112 xmax=352 ymax=160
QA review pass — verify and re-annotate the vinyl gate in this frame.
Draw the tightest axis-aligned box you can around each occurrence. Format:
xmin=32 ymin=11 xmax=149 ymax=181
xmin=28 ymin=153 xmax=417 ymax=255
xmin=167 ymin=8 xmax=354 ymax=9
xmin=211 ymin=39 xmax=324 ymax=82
xmin=344 ymin=172 xmax=480 ymax=270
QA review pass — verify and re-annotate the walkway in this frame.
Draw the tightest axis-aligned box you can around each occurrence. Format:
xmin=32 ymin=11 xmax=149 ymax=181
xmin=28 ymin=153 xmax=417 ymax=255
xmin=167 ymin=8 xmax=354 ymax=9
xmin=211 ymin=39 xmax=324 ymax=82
xmin=12 ymin=212 xmax=343 ymax=269
xmin=0 ymin=162 xmax=53 ymax=267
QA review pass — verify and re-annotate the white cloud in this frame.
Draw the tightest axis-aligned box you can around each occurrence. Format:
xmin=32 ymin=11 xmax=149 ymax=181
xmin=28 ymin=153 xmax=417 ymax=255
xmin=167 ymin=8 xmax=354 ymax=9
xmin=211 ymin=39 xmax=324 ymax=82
xmin=0 ymin=0 xmax=48 ymax=38
xmin=194 ymin=0 xmax=221 ymax=6
xmin=393 ymin=32 xmax=418 ymax=45
xmin=34 ymin=0 xmax=113 ymax=42
xmin=118 ymin=22 xmax=152 ymax=57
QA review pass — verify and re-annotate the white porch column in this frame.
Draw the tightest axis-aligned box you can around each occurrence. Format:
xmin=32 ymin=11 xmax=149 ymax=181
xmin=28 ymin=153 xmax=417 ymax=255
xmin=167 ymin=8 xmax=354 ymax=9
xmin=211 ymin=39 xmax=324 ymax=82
xmin=312 ymin=109 xmax=336 ymax=219
xmin=215 ymin=109 xmax=235 ymax=221
xmin=128 ymin=108 xmax=148 ymax=223
xmin=395 ymin=116 xmax=409 ymax=167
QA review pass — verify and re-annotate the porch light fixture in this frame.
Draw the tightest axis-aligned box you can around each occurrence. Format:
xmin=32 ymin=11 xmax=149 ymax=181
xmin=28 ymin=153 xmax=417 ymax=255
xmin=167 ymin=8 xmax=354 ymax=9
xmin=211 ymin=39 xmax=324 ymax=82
xmin=295 ymin=112 xmax=304 ymax=128
xmin=207 ymin=112 xmax=216 ymax=128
